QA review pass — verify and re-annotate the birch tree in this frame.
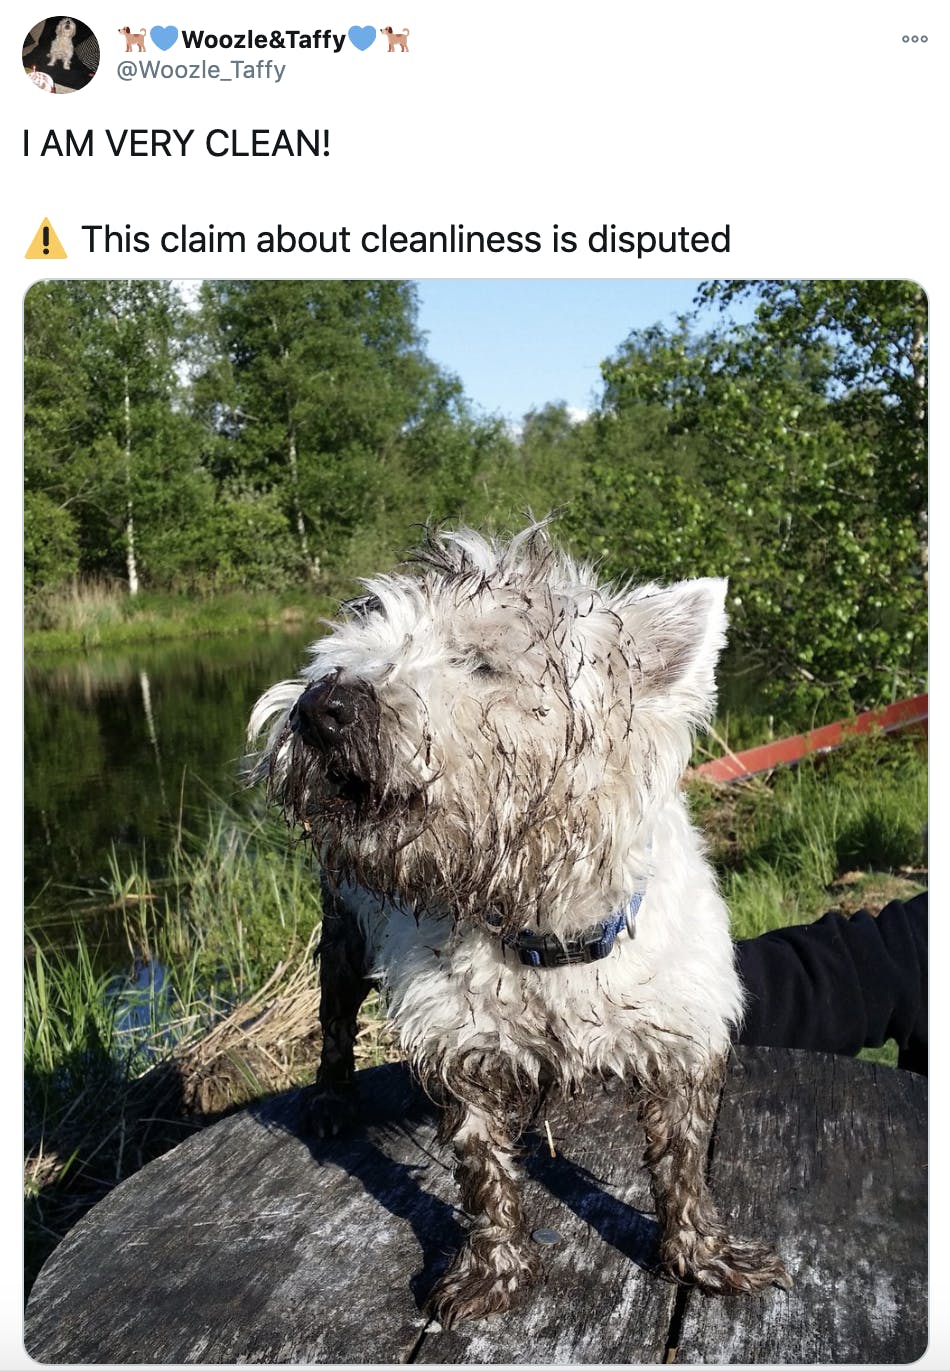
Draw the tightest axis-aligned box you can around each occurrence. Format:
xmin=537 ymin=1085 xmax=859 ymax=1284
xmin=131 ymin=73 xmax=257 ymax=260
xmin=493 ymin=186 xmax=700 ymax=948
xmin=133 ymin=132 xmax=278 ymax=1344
xmin=25 ymin=280 xmax=198 ymax=593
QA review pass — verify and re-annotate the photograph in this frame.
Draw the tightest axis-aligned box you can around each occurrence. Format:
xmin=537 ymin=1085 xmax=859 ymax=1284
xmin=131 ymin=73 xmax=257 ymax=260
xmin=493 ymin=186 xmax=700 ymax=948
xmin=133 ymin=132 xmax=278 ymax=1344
xmin=23 ymin=277 xmax=928 ymax=1363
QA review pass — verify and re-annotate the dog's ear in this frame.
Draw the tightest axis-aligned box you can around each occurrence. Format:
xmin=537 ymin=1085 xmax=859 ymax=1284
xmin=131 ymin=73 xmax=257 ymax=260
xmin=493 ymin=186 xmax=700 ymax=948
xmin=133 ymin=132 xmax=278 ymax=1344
xmin=619 ymin=577 xmax=728 ymax=722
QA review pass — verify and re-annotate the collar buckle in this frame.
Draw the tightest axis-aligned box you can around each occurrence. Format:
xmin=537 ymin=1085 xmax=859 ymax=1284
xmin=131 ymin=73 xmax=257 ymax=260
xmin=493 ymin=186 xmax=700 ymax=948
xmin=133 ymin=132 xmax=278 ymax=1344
xmin=509 ymin=927 xmax=613 ymax=968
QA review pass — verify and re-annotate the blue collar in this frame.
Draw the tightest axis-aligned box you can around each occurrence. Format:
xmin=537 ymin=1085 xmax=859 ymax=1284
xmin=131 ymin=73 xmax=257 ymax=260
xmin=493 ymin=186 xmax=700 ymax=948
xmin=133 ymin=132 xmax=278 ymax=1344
xmin=500 ymin=889 xmax=644 ymax=969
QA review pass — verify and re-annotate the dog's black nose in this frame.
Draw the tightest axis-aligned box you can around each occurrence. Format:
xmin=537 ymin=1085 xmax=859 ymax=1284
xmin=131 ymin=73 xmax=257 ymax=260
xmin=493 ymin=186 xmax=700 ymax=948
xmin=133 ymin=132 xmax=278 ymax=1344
xmin=291 ymin=675 xmax=372 ymax=750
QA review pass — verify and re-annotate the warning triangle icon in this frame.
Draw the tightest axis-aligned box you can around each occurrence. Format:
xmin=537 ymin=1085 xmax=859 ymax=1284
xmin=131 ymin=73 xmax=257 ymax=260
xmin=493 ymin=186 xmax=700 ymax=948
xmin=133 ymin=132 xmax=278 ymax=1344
xmin=26 ymin=218 xmax=67 ymax=260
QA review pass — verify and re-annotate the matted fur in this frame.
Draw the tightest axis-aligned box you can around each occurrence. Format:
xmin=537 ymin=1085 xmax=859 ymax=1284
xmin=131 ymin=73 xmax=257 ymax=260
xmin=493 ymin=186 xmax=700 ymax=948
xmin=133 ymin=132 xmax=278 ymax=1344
xmin=249 ymin=522 xmax=788 ymax=1323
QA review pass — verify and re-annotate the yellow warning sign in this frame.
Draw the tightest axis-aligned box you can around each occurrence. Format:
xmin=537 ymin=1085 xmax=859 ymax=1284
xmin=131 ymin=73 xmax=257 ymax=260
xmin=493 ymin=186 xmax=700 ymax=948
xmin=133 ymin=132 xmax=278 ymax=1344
xmin=25 ymin=218 xmax=67 ymax=260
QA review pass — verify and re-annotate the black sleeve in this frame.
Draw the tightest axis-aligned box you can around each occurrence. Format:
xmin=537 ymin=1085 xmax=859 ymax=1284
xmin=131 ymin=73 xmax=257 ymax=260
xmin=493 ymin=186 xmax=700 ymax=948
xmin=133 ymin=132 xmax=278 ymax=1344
xmin=733 ymin=892 xmax=927 ymax=1074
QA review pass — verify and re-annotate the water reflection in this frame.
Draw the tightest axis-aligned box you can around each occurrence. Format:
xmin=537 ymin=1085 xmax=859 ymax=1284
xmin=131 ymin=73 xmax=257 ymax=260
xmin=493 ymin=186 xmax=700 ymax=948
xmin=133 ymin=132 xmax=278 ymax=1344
xmin=25 ymin=628 xmax=316 ymax=933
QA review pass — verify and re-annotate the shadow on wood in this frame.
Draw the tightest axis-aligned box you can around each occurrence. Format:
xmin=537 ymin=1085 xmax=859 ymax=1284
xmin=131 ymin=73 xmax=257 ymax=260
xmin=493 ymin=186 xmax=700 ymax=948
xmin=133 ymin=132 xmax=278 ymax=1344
xmin=244 ymin=1073 xmax=465 ymax=1309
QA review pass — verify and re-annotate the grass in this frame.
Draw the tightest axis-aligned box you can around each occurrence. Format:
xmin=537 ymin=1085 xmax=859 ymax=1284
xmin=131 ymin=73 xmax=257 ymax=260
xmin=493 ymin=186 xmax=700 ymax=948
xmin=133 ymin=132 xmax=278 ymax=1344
xmin=25 ymin=579 xmax=340 ymax=655
xmin=688 ymin=729 xmax=927 ymax=1073
xmin=23 ymin=800 xmax=392 ymax=1293
xmin=24 ymin=731 xmax=926 ymax=1295
xmin=687 ymin=729 xmax=927 ymax=938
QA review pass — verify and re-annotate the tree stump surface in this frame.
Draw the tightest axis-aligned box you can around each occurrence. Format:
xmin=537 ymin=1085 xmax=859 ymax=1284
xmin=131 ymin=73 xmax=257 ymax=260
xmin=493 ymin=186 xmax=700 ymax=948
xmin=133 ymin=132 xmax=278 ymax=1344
xmin=24 ymin=1046 xmax=927 ymax=1365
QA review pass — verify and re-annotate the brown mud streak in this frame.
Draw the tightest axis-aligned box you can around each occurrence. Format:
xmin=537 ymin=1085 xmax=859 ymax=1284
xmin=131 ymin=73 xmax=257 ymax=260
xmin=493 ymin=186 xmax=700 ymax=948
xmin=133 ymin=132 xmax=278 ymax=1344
xmin=658 ymin=1063 xmax=729 ymax=1362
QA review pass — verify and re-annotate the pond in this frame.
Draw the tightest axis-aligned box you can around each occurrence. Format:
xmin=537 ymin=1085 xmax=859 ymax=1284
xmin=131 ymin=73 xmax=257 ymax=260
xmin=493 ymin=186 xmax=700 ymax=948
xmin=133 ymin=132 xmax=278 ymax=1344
xmin=25 ymin=628 xmax=316 ymax=944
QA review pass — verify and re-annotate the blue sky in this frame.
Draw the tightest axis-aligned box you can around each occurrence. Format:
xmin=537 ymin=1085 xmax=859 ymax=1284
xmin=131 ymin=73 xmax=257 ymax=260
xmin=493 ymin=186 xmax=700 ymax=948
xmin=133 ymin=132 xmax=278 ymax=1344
xmin=413 ymin=279 xmax=755 ymax=424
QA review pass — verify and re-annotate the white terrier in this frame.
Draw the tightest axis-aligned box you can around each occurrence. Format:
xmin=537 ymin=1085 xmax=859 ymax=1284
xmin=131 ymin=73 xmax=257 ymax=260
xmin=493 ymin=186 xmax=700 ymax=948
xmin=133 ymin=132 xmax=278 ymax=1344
xmin=47 ymin=18 xmax=77 ymax=70
xmin=250 ymin=523 xmax=789 ymax=1325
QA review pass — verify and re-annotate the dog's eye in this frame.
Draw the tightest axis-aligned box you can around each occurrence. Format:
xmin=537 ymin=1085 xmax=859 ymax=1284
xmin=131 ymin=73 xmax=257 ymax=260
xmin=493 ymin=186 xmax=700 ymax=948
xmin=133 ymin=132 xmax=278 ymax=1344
xmin=447 ymin=650 xmax=503 ymax=680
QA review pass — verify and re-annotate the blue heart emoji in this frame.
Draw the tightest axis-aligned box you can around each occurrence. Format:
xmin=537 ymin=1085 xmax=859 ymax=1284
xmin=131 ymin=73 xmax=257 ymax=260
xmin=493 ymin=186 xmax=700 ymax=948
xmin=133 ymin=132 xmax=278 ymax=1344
xmin=150 ymin=25 xmax=179 ymax=51
xmin=348 ymin=25 xmax=376 ymax=51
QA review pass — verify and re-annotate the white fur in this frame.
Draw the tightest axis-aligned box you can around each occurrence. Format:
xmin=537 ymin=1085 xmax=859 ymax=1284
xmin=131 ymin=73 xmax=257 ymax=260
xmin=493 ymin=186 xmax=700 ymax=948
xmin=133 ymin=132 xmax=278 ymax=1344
xmin=47 ymin=18 xmax=77 ymax=69
xmin=250 ymin=524 xmax=741 ymax=1089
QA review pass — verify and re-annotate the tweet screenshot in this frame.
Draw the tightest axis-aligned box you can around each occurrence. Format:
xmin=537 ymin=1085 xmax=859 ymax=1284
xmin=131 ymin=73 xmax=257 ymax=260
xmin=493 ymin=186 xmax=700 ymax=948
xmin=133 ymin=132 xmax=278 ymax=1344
xmin=7 ymin=2 xmax=941 ymax=1367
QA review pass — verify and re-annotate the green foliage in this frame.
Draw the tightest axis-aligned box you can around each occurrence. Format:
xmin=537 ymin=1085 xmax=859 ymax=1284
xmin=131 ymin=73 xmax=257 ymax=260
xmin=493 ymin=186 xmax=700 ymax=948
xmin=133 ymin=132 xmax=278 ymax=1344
xmin=158 ymin=803 xmax=321 ymax=983
xmin=24 ymin=490 xmax=79 ymax=595
xmin=568 ymin=282 xmax=927 ymax=714
xmin=24 ymin=281 xmax=205 ymax=590
xmin=26 ymin=801 xmax=319 ymax=1117
xmin=689 ymin=732 xmax=927 ymax=940
xmin=25 ymin=279 xmax=927 ymax=718
xmin=474 ymin=402 xmax=587 ymax=527
xmin=25 ymin=937 xmax=122 ymax=1093
xmin=697 ymin=279 xmax=927 ymax=524
xmin=189 ymin=280 xmax=510 ymax=580
xmin=23 ymin=802 xmax=323 ymax=1295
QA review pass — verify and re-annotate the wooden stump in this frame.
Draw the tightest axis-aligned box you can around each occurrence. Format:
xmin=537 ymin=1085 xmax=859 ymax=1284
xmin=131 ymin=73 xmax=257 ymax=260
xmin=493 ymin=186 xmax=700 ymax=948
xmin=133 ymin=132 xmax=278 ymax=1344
xmin=25 ymin=1047 xmax=927 ymax=1364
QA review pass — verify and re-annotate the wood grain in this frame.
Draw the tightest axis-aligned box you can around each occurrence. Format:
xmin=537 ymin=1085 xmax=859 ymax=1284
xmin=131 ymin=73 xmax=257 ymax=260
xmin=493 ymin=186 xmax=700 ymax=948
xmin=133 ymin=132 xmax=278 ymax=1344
xmin=24 ymin=1048 xmax=926 ymax=1365
xmin=27 ymin=1067 xmax=444 ymax=1364
xmin=674 ymin=1047 xmax=927 ymax=1364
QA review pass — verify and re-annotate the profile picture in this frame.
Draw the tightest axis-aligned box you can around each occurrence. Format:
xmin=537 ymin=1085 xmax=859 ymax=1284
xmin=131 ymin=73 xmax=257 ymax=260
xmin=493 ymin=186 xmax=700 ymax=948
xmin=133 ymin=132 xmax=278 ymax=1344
xmin=23 ymin=15 xmax=100 ymax=92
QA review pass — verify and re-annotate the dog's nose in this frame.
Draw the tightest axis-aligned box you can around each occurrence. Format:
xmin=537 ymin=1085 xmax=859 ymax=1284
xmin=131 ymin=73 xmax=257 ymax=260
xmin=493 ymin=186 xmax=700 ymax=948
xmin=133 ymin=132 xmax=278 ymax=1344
xmin=290 ymin=675 xmax=371 ymax=749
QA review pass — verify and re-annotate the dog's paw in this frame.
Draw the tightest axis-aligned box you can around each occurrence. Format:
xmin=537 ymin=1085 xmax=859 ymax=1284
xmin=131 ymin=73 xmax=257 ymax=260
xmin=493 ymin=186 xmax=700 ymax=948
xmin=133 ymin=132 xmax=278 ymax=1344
xmin=426 ymin=1238 xmax=541 ymax=1329
xmin=664 ymin=1231 xmax=792 ymax=1295
xmin=299 ymin=1082 xmax=361 ymax=1139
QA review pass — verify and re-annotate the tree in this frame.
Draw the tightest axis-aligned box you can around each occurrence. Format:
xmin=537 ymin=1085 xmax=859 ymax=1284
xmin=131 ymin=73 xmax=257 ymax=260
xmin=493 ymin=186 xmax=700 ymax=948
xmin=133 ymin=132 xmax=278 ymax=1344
xmin=25 ymin=282 xmax=99 ymax=595
xmin=24 ymin=281 xmax=204 ymax=593
xmin=25 ymin=279 xmax=519 ymax=599
xmin=697 ymin=280 xmax=928 ymax=576
xmin=192 ymin=281 xmax=443 ymax=580
xmin=569 ymin=285 xmax=927 ymax=713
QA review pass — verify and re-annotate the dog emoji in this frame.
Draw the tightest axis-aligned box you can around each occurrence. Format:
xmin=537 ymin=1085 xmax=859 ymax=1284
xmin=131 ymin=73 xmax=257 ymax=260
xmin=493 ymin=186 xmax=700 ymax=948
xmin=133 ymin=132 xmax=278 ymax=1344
xmin=119 ymin=27 xmax=147 ymax=53
xmin=381 ymin=26 xmax=409 ymax=52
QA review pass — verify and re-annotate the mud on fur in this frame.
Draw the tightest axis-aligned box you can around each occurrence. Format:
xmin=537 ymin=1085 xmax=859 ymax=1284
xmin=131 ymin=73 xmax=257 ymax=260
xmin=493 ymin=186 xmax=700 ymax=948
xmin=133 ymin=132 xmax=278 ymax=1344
xmin=248 ymin=521 xmax=790 ymax=1326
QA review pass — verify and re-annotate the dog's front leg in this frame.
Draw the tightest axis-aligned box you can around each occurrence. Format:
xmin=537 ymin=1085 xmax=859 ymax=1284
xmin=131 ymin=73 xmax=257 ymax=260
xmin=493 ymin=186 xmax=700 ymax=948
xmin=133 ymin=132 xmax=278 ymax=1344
xmin=426 ymin=1058 xmax=542 ymax=1327
xmin=303 ymin=881 xmax=373 ymax=1137
xmin=638 ymin=1057 xmax=791 ymax=1293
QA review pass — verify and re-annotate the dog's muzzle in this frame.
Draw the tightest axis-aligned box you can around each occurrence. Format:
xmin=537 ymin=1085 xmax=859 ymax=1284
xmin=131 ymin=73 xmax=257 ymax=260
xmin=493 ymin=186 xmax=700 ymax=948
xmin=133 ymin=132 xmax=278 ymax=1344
xmin=282 ymin=671 xmax=414 ymax=822
xmin=290 ymin=673 xmax=378 ymax=753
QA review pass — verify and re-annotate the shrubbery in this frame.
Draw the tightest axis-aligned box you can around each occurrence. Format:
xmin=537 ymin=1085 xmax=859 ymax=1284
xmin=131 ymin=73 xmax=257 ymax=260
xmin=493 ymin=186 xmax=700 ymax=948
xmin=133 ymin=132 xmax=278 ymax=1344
xmin=25 ymin=280 xmax=927 ymax=716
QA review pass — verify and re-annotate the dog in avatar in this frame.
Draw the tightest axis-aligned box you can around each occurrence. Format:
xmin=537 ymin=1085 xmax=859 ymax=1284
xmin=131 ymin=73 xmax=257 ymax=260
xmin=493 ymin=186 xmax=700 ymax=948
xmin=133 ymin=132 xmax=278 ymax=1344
xmin=47 ymin=18 xmax=77 ymax=69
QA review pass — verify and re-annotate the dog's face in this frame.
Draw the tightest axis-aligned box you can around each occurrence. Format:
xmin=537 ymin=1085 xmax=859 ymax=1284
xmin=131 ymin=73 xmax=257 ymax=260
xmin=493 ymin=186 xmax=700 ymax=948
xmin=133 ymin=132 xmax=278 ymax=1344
xmin=56 ymin=18 xmax=76 ymax=38
xmin=250 ymin=525 xmax=726 ymax=929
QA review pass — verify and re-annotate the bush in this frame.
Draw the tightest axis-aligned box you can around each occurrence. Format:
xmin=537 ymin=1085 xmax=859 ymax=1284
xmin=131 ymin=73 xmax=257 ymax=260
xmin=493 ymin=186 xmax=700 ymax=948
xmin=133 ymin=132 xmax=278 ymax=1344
xmin=24 ymin=491 xmax=80 ymax=598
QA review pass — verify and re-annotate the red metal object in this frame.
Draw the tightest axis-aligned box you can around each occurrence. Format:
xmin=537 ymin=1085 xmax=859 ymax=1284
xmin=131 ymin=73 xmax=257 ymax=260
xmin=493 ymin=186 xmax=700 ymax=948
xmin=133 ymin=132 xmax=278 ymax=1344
xmin=693 ymin=693 xmax=928 ymax=784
